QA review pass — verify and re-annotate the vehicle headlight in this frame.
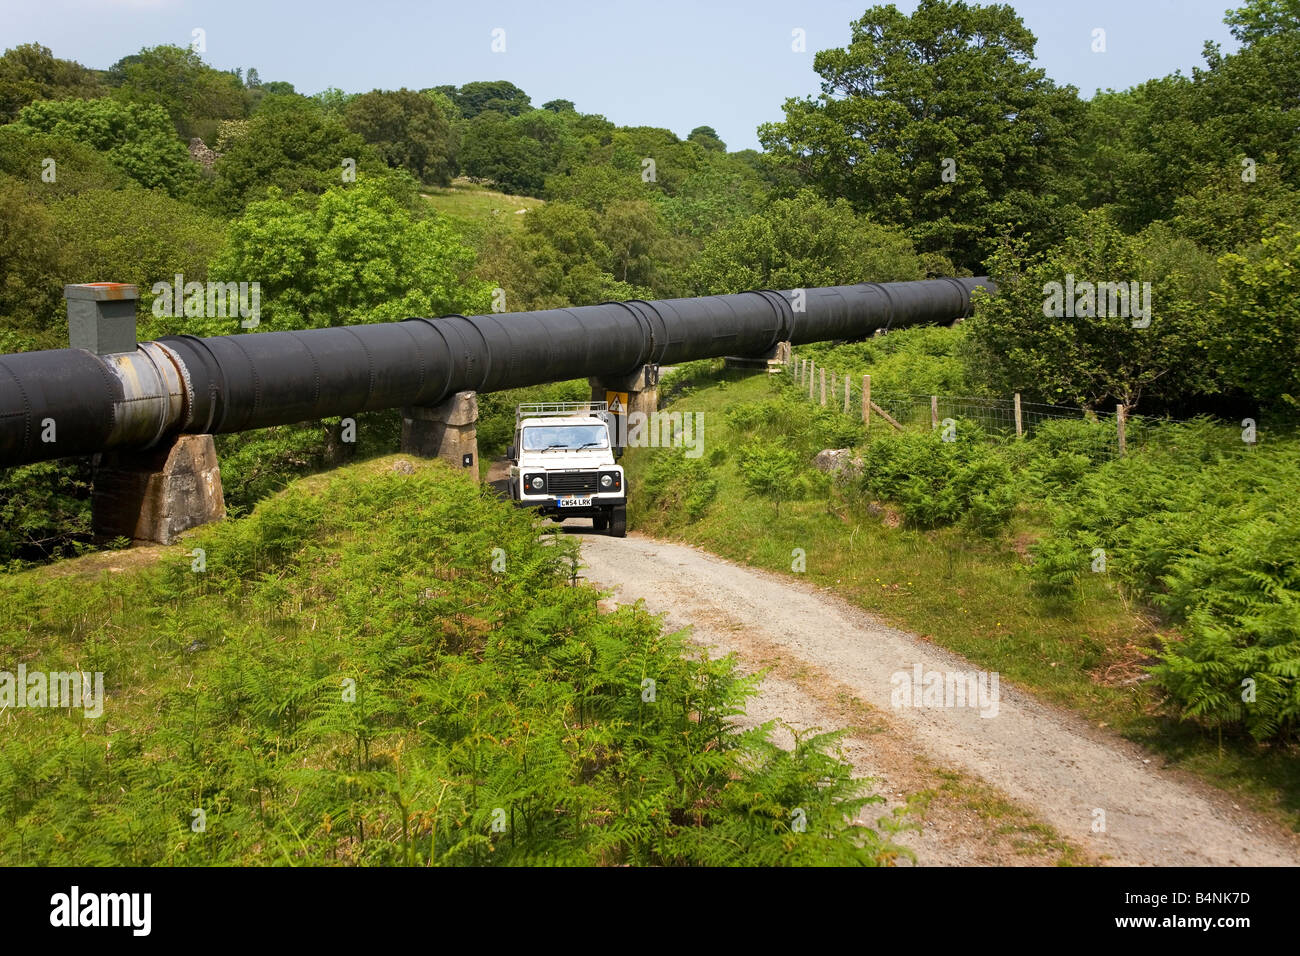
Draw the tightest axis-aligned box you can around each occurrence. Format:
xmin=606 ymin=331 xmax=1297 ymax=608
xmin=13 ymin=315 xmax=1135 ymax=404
xmin=530 ymin=476 xmax=544 ymax=490
xmin=600 ymin=474 xmax=613 ymax=488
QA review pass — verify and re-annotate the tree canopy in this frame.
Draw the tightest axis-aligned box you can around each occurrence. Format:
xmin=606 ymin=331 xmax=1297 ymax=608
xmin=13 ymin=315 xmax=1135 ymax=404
xmin=206 ymin=180 xmax=491 ymax=333
xmin=0 ymin=43 xmax=101 ymax=123
xmin=759 ymin=0 xmax=1084 ymax=269
xmin=344 ymin=88 xmax=457 ymax=185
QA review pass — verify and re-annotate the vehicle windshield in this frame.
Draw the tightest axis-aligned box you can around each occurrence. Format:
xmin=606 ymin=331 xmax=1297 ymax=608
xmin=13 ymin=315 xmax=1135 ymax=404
xmin=521 ymin=423 xmax=609 ymax=452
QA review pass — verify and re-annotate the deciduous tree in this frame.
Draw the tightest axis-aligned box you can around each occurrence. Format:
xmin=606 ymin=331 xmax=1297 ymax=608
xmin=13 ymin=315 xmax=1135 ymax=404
xmin=759 ymin=0 xmax=1084 ymax=269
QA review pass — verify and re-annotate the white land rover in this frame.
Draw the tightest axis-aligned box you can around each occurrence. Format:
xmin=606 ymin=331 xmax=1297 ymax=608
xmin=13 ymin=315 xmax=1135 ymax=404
xmin=508 ymin=402 xmax=628 ymax=536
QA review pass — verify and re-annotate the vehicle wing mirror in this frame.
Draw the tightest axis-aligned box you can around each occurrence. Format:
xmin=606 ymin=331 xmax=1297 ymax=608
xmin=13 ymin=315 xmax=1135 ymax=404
xmin=614 ymin=446 xmax=624 ymax=460
xmin=507 ymin=445 xmax=516 ymax=459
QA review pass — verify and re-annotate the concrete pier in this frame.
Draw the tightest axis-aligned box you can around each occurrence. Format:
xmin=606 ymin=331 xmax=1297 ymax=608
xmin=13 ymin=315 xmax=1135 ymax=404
xmin=401 ymin=390 xmax=480 ymax=481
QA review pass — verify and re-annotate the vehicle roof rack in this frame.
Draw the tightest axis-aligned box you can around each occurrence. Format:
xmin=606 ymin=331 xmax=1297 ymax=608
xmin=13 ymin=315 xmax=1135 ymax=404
xmin=516 ymin=401 xmax=610 ymax=424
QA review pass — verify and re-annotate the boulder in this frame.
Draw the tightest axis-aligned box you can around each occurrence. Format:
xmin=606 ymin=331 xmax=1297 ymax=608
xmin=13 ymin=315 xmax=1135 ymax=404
xmin=813 ymin=448 xmax=863 ymax=477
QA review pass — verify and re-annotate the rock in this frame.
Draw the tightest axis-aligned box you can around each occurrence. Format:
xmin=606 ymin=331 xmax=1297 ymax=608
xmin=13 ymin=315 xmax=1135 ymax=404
xmin=813 ymin=449 xmax=864 ymax=479
xmin=391 ymin=459 xmax=416 ymax=475
xmin=188 ymin=137 xmax=218 ymax=170
xmin=813 ymin=448 xmax=852 ymax=472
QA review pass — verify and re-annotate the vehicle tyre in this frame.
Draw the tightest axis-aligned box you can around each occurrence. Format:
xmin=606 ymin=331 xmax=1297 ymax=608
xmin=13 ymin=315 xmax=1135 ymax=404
xmin=608 ymin=506 xmax=627 ymax=538
xmin=592 ymin=512 xmax=608 ymax=530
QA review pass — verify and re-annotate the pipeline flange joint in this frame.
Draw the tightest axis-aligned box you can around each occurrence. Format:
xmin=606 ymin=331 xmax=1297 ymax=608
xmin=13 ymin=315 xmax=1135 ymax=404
xmin=102 ymin=342 xmax=189 ymax=451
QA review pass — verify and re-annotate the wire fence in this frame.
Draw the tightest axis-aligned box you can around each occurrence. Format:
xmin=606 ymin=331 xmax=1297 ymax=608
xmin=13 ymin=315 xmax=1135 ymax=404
xmin=787 ymin=351 xmax=1260 ymax=463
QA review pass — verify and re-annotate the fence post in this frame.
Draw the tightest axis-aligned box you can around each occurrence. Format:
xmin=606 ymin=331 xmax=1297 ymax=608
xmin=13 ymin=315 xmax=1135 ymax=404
xmin=1014 ymin=392 xmax=1023 ymax=439
xmin=844 ymin=375 xmax=850 ymax=414
xmin=819 ymin=367 xmax=827 ymax=406
xmin=931 ymin=395 xmax=939 ymax=430
xmin=808 ymin=361 xmax=815 ymax=401
xmin=1116 ymin=403 xmax=1128 ymax=456
xmin=862 ymin=375 xmax=871 ymax=428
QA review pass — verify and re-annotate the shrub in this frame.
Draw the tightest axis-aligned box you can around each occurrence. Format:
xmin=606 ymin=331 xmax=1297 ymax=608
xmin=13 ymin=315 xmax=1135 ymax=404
xmin=727 ymin=392 xmax=862 ymax=455
xmin=0 ymin=460 xmax=92 ymax=564
xmin=14 ymin=98 xmax=198 ymax=196
xmin=1013 ymin=417 xmax=1117 ymax=502
xmin=1151 ymin=499 xmax=1300 ymax=742
xmin=859 ymin=423 xmax=1016 ymax=533
xmin=641 ymin=450 xmax=719 ymax=522
xmin=1026 ymin=533 xmax=1097 ymax=599
xmin=794 ymin=324 xmax=977 ymax=395
xmin=1031 ymin=421 xmax=1300 ymax=740
xmin=737 ymin=440 xmax=805 ymax=515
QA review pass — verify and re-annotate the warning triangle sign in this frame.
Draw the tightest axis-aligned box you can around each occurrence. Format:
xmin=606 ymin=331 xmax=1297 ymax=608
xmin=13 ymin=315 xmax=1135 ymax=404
xmin=609 ymin=396 xmax=622 ymax=414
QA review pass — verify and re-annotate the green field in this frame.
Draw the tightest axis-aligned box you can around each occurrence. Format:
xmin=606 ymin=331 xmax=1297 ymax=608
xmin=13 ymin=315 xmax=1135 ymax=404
xmin=421 ymin=177 xmax=544 ymax=234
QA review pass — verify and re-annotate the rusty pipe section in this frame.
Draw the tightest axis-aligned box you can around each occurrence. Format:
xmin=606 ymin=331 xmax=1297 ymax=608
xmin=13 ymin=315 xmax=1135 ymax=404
xmin=0 ymin=277 xmax=992 ymax=467
xmin=0 ymin=341 xmax=189 ymax=467
xmin=101 ymin=342 xmax=192 ymax=450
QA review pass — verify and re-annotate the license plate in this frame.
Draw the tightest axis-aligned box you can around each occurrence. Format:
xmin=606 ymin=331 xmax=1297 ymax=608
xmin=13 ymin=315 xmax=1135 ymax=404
xmin=558 ymin=496 xmax=591 ymax=508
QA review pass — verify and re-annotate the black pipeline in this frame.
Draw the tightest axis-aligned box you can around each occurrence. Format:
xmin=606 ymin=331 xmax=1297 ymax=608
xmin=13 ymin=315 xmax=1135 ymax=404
xmin=0 ymin=277 xmax=992 ymax=467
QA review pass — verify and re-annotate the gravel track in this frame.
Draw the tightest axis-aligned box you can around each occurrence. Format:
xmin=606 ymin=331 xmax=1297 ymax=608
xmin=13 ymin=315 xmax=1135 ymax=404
xmin=577 ymin=529 xmax=1300 ymax=867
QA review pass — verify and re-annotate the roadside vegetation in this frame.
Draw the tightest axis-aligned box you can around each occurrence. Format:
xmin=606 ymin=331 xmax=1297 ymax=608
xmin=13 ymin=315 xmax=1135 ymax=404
xmin=0 ymin=457 xmax=901 ymax=865
xmin=627 ymin=363 xmax=1300 ymax=829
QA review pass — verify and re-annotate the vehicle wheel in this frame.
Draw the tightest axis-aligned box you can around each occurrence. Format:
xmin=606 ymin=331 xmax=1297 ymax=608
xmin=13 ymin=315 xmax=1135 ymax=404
xmin=608 ymin=506 xmax=627 ymax=538
xmin=592 ymin=512 xmax=608 ymax=530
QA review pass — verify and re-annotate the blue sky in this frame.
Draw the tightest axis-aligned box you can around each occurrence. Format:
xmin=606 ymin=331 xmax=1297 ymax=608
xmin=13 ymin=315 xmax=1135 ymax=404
xmin=2 ymin=0 xmax=1240 ymax=151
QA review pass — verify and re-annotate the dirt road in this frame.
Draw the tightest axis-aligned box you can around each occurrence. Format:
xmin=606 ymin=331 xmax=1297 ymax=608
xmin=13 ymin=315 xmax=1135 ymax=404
xmin=576 ymin=529 xmax=1300 ymax=867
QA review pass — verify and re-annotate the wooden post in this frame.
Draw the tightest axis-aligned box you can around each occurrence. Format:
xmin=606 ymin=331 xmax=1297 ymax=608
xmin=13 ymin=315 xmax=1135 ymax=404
xmin=862 ymin=375 xmax=871 ymax=428
xmin=870 ymin=400 xmax=904 ymax=431
xmin=808 ymin=361 xmax=815 ymax=400
xmin=1014 ymin=392 xmax=1023 ymax=439
xmin=819 ymin=367 xmax=827 ymax=406
xmin=931 ymin=395 xmax=939 ymax=430
xmin=843 ymin=375 xmax=850 ymax=414
xmin=1116 ymin=403 xmax=1127 ymax=457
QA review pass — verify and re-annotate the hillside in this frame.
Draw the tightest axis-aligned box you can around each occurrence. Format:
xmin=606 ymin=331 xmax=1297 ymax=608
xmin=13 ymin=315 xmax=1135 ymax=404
xmin=421 ymin=176 xmax=544 ymax=233
xmin=0 ymin=455 xmax=894 ymax=866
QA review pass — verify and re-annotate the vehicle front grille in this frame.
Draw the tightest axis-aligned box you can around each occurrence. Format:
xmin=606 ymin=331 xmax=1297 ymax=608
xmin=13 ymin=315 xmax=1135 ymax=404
xmin=547 ymin=471 xmax=599 ymax=494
